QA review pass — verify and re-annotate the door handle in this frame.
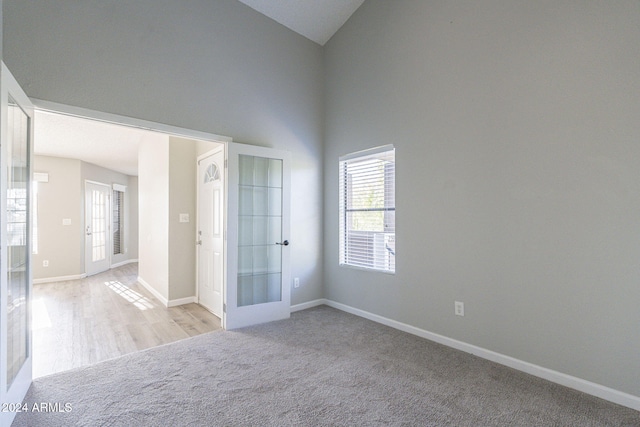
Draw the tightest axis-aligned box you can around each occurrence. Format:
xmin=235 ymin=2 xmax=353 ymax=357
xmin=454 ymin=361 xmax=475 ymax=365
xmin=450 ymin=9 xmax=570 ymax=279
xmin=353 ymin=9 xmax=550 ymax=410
xmin=275 ymin=240 xmax=289 ymax=246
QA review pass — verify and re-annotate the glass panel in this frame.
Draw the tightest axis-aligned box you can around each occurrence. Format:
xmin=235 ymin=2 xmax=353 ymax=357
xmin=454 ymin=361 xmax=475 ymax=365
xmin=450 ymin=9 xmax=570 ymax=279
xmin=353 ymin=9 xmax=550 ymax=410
xmin=267 ymin=273 xmax=281 ymax=302
xmin=6 ymin=96 xmax=30 ymax=387
xmin=238 ymin=216 xmax=253 ymax=247
xmin=253 ymin=216 xmax=268 ymax=245
xmin=92 ymin=189 xmax=107 ymax=262
xmin=268 ymin=188 xmax=282 ymax=217
xmin=252 ymin=246 xmax=268 ymax=275
xmin=252 ymin=274 xmax=268 ymax=304
xmin=253 ymin=157 xmax=269 ymax=186
xmin=237 ymin=155 xmax=284 ymax=307
xmin=238 ymin=156 xmax=254 ymax=185
xmin=239 ymin=186 xmax=253 ymax=216
xmin=252 ymin=187 xmax=268 ymax=216
xmin=205 ymin=163 xmax=221 ymax=183
xmin=268 ymin=159 xmax=282 ymax=188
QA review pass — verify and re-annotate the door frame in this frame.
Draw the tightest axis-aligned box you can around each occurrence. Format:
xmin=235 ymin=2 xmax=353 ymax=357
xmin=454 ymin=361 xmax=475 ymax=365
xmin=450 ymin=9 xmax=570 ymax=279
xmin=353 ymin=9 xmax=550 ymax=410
xmin=0 ymin=63 xmax=35 ymax=427
xmin=84 ymin=180 xmax=112 ymax=276
xmin=195 ymin=146 xmax=225 ymax=317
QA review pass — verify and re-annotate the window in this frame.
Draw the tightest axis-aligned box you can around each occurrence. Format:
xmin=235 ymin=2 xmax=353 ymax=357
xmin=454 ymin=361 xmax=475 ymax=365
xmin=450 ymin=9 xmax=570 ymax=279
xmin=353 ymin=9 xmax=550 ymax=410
xmin=113 ymin=189 xmax=124 ymax=255
xmin=339 ymin=145 xmax=395 ymax=272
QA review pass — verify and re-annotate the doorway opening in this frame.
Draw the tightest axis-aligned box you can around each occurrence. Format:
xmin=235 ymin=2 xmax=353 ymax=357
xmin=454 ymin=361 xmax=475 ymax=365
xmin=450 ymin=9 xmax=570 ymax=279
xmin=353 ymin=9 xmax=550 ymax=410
xmin=32 ymin=109 xmax=225 ymax=377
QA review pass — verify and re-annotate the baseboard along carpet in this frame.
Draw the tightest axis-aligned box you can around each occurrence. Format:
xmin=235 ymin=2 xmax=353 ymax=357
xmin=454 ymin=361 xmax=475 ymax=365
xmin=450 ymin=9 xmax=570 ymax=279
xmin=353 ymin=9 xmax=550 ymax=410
xmin=13 ymin=306 xmax=640 ymax=426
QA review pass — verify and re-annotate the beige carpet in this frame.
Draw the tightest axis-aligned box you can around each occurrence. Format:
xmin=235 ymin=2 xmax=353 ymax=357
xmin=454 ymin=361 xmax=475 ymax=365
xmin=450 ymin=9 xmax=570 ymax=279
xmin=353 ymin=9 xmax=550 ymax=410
xmin=13 ymin=306 xmax=640 ymax=426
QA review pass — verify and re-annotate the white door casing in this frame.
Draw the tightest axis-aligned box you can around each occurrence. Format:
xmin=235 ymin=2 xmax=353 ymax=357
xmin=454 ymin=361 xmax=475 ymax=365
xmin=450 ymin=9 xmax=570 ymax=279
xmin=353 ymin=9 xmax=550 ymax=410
xmin=84 ymin=181 xmax=111 ymax=276
xmin=197 ymin=148 xmax=224 ymax=317
xmin=224 ymin=142 xmax=291 ymax=330
xmin=0 ymin=62 xmax=34 ymax=427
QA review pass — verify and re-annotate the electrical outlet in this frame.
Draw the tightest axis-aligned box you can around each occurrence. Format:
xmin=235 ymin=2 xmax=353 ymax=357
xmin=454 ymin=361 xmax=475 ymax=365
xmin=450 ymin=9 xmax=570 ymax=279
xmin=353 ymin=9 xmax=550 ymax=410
xmin=454 ymin=301 xmax=464 ymax=316
xmin=293 ymin=278 xmax=300 ymax=288
xmin=43 ymin=260 xmax=49 ymax=267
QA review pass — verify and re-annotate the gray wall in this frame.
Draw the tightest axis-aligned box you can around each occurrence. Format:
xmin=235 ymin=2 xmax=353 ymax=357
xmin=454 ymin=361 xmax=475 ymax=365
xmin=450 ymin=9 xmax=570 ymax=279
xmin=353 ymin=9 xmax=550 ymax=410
xmin=33 ymin=156 xmax=83 ymax=279
xmin=3 ymin=0 xmax=325 ymax=305
xmin=127 ymin=176 xmax=139 ymax=260
xmin=138 ymin=136 xmax=170 ymax=300
xmin=168 ymin=136 xmax=197 ymax=301
xmin=33 ymin=156 xmax=137 ymax=280
xmin=324 ymin=1 xmax=640 ymax=396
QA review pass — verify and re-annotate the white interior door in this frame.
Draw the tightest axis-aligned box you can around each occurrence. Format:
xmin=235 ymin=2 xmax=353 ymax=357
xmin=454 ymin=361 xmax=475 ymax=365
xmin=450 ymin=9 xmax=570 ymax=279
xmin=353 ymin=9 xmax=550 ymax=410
xmin=0 ymin=63 xmax=34 ymax=427
xmin=85 ymin=181 xmax=111 ymax=276
xmin=197 ymin=148 xmax=224 ymax=317
xmin=225 ymin=143 xmax=291 ymax=330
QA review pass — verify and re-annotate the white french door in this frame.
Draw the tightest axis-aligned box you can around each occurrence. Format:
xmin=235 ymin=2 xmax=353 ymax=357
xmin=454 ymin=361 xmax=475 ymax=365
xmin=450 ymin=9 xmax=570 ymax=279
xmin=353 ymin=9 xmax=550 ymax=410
xmin=197 ymin=148 xmax=225 ymax=318
xmin=225 ymin=143 xmax=291 ymax=330
xmin=84 ymin=181 xmax=111 ymax=276
xmin=0 ymin=63 xmax=34 ymax=427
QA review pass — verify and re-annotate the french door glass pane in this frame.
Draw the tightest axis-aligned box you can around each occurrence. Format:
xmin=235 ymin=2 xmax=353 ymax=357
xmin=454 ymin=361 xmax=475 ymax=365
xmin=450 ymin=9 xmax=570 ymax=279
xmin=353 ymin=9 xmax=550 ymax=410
xmin=237 ymin=155 xmax=283 ymax=307
xmin=6 ymin=96 xmax=30 ymax=387
xmin=92 ymin=189 xmax=107 ymax=262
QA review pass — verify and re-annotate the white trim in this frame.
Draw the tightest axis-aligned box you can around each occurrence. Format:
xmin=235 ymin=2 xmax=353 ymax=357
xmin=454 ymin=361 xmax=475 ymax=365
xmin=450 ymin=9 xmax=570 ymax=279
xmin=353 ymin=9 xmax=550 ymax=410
xmin=112 ymin=183 xmax=127 ymax=192
xmin=290 ymin=299 xmax=327 ymax=313
xmin=197 ymin=146 xmax=224 ymax=163
xmin=137 ymin=276 xmax=169 ymax=307
xmin=110 ymin=258 xmax=138 ymax=269
xmin=339 ymin=144 xmax=394 ymax=161
xmin=323 ymin=299 xmax=640 ymax=412
xmin=32 ymin=98 xmax=232 ymax=144
xmin=33 ymin=273 xmax=87 ymax=284
xmin=167 ymin=296 xmax=197 ymax=307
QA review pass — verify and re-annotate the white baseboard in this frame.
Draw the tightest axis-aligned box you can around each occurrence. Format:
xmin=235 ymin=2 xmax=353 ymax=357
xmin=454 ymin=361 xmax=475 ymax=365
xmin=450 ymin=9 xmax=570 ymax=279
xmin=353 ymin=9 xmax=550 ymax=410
xmin=323 ymin=299 xmax=640 ymax=412
xmin=33 ymin=273 xmax=87 ymax=284
xmin=111 ymin=258 xmax=139 ymax=269
xmin=137 ymin=276 xmax=169 ymax=307
xmin=168 ymin=296 xmax=197 ymax=307
xmin=291 ymin=299 xmax=327 ymax=313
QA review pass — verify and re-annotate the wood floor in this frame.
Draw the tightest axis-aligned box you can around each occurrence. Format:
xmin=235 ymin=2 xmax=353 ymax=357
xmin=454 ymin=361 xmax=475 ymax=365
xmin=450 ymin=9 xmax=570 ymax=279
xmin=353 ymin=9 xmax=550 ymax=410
xmin=32 ymin=263 xmax=221 ymax=378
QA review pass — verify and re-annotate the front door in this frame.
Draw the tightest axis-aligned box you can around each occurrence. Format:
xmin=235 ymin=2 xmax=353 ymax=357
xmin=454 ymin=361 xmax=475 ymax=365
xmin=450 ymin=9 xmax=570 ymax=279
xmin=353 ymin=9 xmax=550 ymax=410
xmin=84 ymin=181 xmax=111 ymax=276
xmin=197 ymin=148 xmax=224 ymax=317
xmin=0 ymin=63 xmax=34 ymax=427
xmin=225 ymin=143 xmax=291 ymax=330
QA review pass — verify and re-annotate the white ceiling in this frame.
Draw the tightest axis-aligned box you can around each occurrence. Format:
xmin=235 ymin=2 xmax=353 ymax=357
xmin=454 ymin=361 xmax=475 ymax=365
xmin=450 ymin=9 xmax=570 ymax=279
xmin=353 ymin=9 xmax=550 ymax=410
xmin=34 ymin=111 xmax=158 ymax=176
xmin=236 ymin=0 xmax=365 ymax=45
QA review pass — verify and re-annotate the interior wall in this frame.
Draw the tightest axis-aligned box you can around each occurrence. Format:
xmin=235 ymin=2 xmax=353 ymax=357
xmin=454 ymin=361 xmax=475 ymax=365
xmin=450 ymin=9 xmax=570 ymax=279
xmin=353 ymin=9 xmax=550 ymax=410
xmin=32 ymin=155 xmax=82 ymax=279
xmin=168 ymin=136 xmax=197 ymax=301
xmin=32 ymin=155 xmax=139 ymax=280
xmin=324 ymin=0 xmax=640 ymax=397
xmin=127 ymin=175 xmax=139 ymax=260
xmin=138 ymin=136 xmax=170 ymax=300
xmin=3 ymin=0 xmax=325 ymax=305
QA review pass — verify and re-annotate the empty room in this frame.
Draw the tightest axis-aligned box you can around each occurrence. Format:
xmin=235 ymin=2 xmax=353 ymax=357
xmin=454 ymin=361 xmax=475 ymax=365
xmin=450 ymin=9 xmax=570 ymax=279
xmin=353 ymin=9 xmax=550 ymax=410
xmin=1 ymin=1 xmax=639 ymax=426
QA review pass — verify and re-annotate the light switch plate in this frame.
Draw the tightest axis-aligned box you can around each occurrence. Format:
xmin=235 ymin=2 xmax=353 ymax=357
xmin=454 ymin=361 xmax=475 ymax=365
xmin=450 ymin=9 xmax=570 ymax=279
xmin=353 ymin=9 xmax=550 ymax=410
xmin=179 ymin=213 xmax=190 ymax=223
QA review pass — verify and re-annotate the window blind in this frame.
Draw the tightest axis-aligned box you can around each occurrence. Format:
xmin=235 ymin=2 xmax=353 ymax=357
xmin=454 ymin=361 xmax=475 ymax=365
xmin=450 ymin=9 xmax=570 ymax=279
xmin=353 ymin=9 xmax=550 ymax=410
xmin=339 ymin=146 xmax=395 ymax=272
xmin=113 ymin=190 xmax=124 ymax=255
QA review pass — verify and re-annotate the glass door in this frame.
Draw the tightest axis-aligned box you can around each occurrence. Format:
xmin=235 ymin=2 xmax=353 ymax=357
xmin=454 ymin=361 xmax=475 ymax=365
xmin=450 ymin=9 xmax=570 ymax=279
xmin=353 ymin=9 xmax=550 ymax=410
xmin=225 ymin=143 xmax=290 ymax=329
xmin=1 ymin=63 xmax=34 ymax=427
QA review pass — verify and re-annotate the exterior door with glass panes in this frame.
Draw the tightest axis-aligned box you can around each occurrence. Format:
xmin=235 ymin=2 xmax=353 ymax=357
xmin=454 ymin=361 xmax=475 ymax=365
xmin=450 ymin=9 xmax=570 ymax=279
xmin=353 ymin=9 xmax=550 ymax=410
xmin=225 ymin=143 xmax=290 ymax=329
xmin=85 ymin=181 xmax=111 ymax=276
xmin=0 ymin=63 xmax=34 ymax=427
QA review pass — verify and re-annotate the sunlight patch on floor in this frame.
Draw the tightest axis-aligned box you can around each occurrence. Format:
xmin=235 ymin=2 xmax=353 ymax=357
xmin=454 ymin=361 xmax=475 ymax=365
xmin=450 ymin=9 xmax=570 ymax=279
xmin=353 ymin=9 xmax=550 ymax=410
xmin=32 ymin=298 xmax=52 ymax=330
xmin=105 ymin=281 xmax=155 ymax=310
